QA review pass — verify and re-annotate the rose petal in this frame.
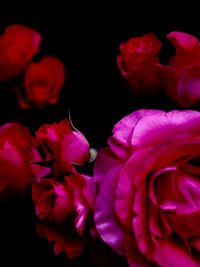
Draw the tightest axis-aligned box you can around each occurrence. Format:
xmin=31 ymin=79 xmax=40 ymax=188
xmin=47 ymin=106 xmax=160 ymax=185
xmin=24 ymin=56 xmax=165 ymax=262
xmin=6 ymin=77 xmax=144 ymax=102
xmin=61 ymin=131 xmax=90 ymax=164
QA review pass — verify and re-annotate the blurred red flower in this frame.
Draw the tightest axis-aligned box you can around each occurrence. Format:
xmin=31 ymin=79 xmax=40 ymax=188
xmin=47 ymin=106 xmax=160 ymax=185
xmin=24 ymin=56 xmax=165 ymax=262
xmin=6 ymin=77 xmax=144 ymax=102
xmin=17 ymin=56 xmax=65 ymax=108
xmin=0 ymin=123 xmax=41 ymax=194
xmin=117 ymin=33 xmax=162 ymax=96
xmin=0 ymin=24 xmax=42 ymax=81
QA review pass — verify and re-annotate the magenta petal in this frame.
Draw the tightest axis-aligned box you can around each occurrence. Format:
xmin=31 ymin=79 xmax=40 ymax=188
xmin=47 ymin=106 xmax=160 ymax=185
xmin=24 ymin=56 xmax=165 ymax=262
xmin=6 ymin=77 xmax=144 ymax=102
xmin=112 ymin=109 xmax=164 ymax=150
xmin=154 ymin=240 xmax=197 ymax=267
xmin=108 ymin=136 xmax=129 ymax=160
xmin=94 ymin=148 xmax=120 ymax=184
xmin=124 ymin=234 xmax=149 ymax=267
xmin=114 ymin=163 xmax=136 ymax=229
xmin=61 ymin=131 xmax=90 ymax=164
xmin=167 ymin=32 xmax=199 ymax=51
xmin=94 ymin=149 xmax=125 ymax=255
xmin=132 ymin=110 xmax=200 ymax=149
xmin=133 ymin=215 xmax=153 ymax=258
xmin=64 ymin=176 xmax=89 ymax=235
xmin=54 ymin=184 xmax=72 ymax=222
xmin=178 ymin=65 xmax=200 ymax=107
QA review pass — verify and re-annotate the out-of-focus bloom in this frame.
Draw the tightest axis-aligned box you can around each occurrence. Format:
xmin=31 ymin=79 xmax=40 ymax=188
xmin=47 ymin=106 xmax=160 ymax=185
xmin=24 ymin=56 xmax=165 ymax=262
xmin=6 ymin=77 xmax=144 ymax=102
xmin=117 ymin=33 xmax=162 ymax=96
xmin=0 ymin=123 xmax=41 ymax=193
xmin=17 ymin=56 xmax=65 ymax=108
xmin=0 ymin=24 xmax=42 ymax=81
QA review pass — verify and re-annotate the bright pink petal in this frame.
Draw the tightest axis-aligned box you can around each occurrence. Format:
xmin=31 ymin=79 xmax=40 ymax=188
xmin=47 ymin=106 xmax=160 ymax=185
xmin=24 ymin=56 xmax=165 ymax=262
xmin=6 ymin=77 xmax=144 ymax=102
xmin=111 ymin=109 xmax=164 ymax=150
xmin=131 ymin=110 xmax=200 ymax=149
xmin=168 ymin=32 xmax=199 ymax=51
xmin=61 ymin=131 xmax=90 ymax=164
xmin=154 ymin=240 xmax=197 ymax=267
xmin=167 ymin=32 xmax=200 ymax=71
xmin=94 ymin=149 xmax=125 ymax=255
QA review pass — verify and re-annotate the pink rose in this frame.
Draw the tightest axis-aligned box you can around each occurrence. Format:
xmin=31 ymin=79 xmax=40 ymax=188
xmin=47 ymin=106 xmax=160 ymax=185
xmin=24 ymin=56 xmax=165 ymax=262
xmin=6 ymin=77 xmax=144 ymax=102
xmin=36 ymin=119 xmax=90 ymax=174
xmin=0 ymin=24 xmax=42 ymax=81
xmin=0 ymin=123 xmax=41 ymax=193
xmin=32 ymin=173 xmax=96 ymax=258
xmin=94 ymin=109 xmax=200 ymax=266
xmin=17 ymin=56 xmax=65 ymax=108
xmin=159 ymin=32 xmax=200 ymax=107
xmin=117 ymin=34 xmax=162 ymax=96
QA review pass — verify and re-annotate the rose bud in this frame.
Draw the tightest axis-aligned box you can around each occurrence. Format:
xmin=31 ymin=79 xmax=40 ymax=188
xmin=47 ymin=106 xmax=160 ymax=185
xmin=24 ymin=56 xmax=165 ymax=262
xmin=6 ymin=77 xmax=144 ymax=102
xmin=36 ymin=119 xmax=90 ymax=174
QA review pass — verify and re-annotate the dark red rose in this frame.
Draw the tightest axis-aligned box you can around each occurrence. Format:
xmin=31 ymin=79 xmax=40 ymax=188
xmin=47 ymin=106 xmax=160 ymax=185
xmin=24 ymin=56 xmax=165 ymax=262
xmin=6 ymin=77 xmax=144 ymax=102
xmin=32 ymin=173 xmax=96 ymax=258
xmin=117 ymin=33 xmax=162 ymax=96
xmin=36 ymin=119 xmax=90 ymax=164
xmin=0 ymin=24 xmax=42 ymax=81
xmin=0 ymin=123 xmax=41 ymax=193
xmin=36 ymin=119 xmax=90 ymax=174
xmin=17 ymin=56 xmax=65 ymax=108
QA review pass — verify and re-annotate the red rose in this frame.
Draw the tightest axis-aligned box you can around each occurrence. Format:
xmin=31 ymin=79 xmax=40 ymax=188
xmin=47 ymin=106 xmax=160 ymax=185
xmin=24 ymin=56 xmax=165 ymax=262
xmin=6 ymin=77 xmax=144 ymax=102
xmin=32 ymin=173 xmax=96 ymax=258
xmin=159 ymin=32 xmax=200 ymax=107
xmin=36 ymin=119 xmax=90 ymax=173
xmin=0 ymin=24 xmax=42 ymax=81
xmin=0 ymin=123 xmax=41 ymax=193
xmin=17 ymin=56 xmax=65 ymax=108
xmin=117 ymin=33 xmax=162 ymax=96
xmin=94 ymin=109 xmax=200 ymax=267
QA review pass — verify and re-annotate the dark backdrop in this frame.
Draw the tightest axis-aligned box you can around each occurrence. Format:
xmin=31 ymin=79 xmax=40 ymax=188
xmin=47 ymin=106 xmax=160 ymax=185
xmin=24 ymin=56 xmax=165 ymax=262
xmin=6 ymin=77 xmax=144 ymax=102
xmin=0 ymin=6 xmax=198 ymax=267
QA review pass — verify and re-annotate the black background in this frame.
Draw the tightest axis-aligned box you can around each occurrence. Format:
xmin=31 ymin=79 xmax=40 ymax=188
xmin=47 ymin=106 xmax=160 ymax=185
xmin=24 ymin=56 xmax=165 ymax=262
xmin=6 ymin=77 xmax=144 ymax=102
xmin=0 ymin=5 xmax=199 ymax=266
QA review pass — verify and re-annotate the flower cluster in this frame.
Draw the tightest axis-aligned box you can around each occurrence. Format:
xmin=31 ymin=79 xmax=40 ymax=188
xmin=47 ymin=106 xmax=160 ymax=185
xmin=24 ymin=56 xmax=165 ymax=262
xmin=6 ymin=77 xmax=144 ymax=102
xmin=2 ymin=24 xmax=200 ymax=267
xmin=0 ymin=24 xmax=65 ymax=108
xmin=118 ymin=32 xmax=200 ymax=107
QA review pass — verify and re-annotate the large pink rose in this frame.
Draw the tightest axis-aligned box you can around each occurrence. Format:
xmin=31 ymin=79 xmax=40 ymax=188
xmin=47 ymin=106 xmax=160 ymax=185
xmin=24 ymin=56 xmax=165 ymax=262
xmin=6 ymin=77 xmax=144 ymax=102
xmin=32 ymin=173 xmax=96 ymax=258
xmin=117 ymin=34 xmax=162 ymax=96
xmin=159 ymin=32 xmax=200 ymax=107
xmin=94 ymin=109 xmax=200 ymax=267
xmin=0 ymin=123 xmax=41 ymax=193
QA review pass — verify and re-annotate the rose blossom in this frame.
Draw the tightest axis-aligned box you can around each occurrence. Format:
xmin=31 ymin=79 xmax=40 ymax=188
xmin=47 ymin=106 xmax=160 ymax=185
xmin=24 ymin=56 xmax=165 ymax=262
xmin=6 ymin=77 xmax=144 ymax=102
xmin=17 ymin=56 xmax=65 ymax=108
xmin=32 ymin=173 xmax=96 ymax=258
xmin=0 ymin=123 xmax=41 ymax=193
xmin=94 ymin=109 xmax=200 ymax=267
xmin=117 ymin=33 xmax=162 ymax=96
xmin=159 ymin=31 xmax=200 ymax=107
xmin=36 ymin=119 xmax=90 ymax=173
xmin=0 ymin=24 xmax=42 ymax=81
